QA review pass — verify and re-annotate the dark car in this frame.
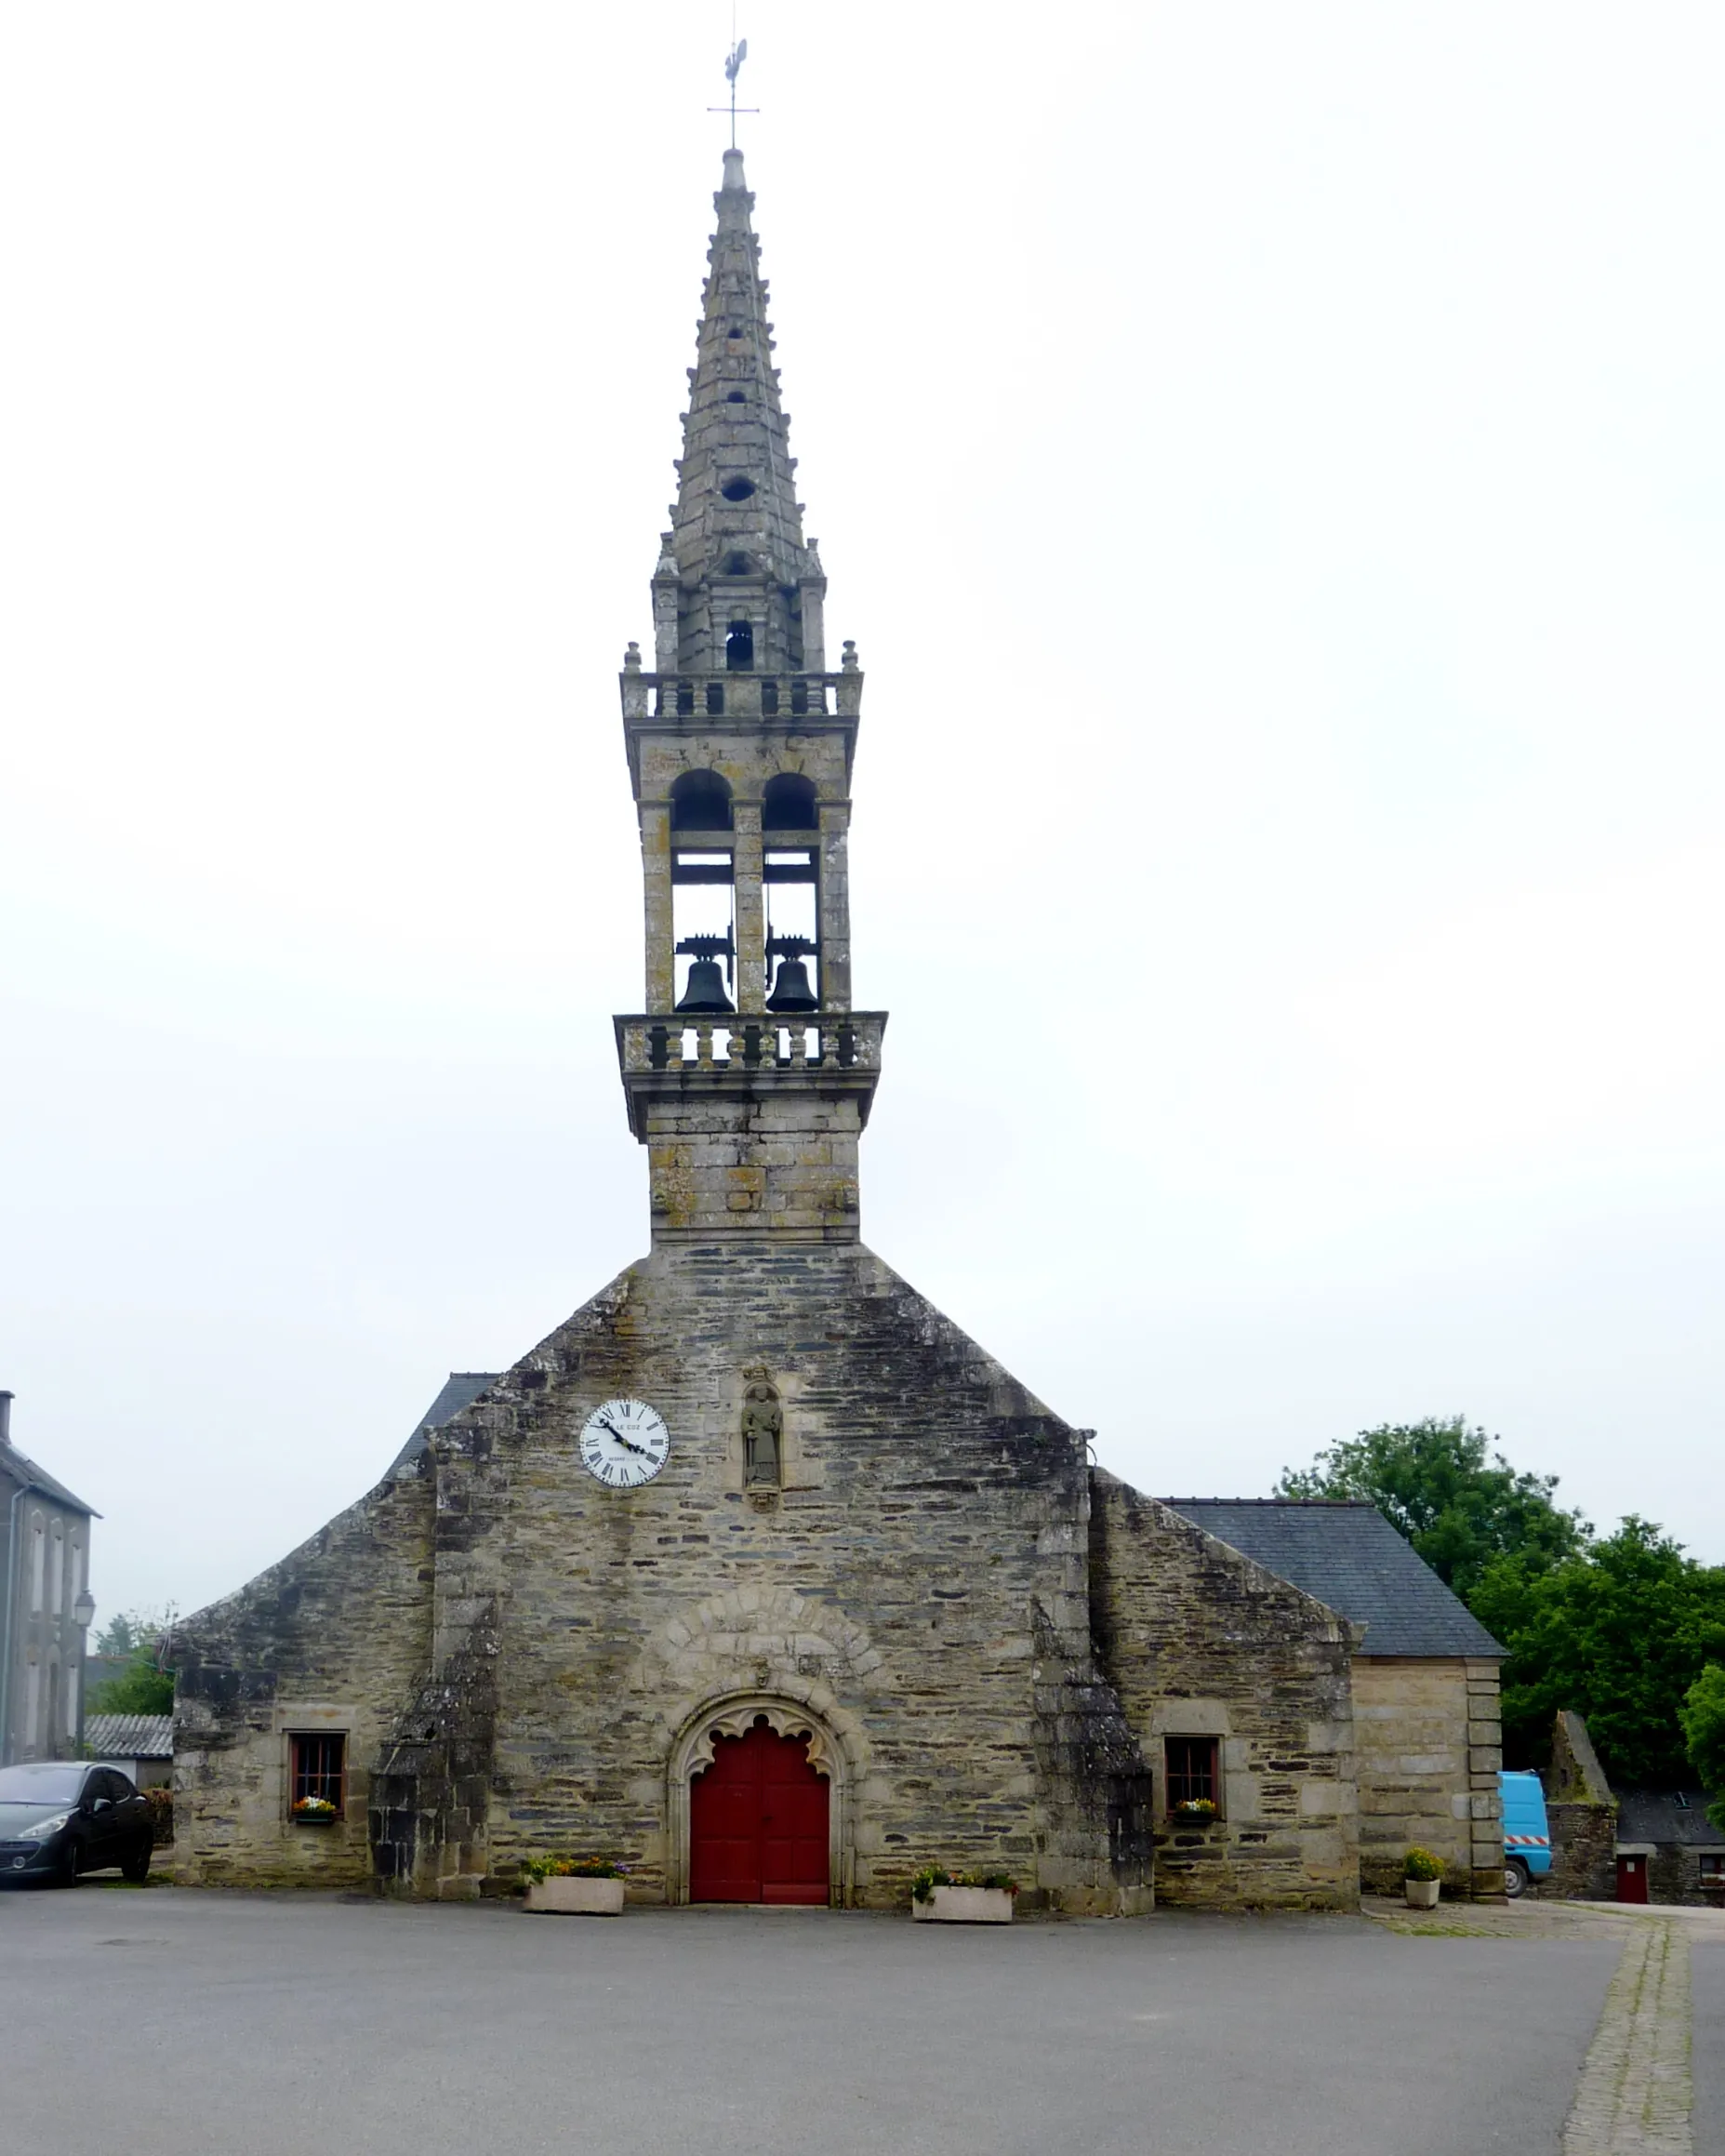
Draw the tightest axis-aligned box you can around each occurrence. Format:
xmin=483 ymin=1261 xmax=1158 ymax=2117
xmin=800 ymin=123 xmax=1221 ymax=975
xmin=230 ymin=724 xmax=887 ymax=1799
xmin=0 ymin=1761 xmax=153 ymax=1884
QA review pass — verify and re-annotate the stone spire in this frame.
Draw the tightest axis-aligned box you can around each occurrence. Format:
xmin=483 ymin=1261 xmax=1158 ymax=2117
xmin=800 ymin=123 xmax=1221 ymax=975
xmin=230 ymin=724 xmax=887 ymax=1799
xmin=654 ymin=146 xmax=827 ymax=677
xmin=617 ymin=147 xmax=879 ymax=1245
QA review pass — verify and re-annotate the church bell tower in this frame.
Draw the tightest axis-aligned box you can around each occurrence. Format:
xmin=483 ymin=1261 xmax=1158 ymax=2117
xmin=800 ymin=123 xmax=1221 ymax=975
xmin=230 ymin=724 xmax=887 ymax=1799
xmin=616 ymin=148 xmax=884 ymax=1243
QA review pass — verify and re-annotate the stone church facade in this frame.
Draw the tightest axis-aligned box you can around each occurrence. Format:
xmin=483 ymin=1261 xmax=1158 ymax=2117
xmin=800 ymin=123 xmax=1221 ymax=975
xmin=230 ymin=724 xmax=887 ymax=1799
xmin=172 ymin=150 xmax=1495 ymax=1910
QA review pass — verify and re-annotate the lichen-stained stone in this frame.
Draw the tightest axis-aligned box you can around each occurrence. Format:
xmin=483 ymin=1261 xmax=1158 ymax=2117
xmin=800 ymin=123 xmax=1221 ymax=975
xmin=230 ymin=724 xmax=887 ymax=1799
xmin=175 ymin=1244 xmax=1156 ymax=1911
xmin=1088 ymin=1471 xmax=1361 ymax=1910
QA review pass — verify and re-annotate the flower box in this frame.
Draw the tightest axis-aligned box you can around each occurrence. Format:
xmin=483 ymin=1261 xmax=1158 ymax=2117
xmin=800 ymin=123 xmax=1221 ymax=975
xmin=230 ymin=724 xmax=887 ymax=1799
xmin=912 ymin=1885 xmax=1014 ymax=1924
xmin=524 ymin=1875 xmax=626 ymax=1916
xmin=291 ymin=1810 xmax=339 ymax=1828
xmin=1404 ymin=1879 xmax=1440 ymax=1910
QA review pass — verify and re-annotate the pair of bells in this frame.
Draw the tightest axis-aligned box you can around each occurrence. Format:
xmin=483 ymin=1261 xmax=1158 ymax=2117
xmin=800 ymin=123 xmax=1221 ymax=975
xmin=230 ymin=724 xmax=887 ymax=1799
xmin=675 ymin=955 xmax=817 ymax=1014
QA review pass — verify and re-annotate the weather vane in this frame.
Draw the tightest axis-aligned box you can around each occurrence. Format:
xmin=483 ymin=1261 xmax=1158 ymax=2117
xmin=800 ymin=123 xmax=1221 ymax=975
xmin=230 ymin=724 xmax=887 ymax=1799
xmin=709 ymin=29 xmax=758 ymax=149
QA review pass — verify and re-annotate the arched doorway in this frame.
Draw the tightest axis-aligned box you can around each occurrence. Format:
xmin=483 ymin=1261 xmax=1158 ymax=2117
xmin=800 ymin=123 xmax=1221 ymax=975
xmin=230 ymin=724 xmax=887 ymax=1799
xmin=689 ymin=1716 xmax=829 ymax=1905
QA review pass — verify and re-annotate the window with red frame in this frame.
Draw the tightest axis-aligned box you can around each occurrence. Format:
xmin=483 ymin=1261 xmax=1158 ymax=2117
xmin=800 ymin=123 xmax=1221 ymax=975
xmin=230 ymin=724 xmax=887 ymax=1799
xmin=289 ymin=1733 xmax=346 ymax=1817
xmin=1164 ymin=1735 xmax=1219 ymax=1811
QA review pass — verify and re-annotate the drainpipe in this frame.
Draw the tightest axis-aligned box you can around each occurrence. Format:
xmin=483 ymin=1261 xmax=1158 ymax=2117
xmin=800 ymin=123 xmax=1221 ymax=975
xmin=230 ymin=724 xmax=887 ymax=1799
xmin=1 ymin=1391 xmax=23 ymax=1768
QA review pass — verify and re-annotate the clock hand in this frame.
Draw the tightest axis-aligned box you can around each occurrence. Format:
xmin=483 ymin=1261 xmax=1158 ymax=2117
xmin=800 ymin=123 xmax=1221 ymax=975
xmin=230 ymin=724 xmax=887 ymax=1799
xmin=598 ymin=1419 xmax=653 ymax=1460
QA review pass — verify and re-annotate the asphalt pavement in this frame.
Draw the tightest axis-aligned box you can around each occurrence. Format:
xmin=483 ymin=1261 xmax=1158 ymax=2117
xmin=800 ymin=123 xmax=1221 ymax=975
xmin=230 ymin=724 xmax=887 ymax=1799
xmin=0 ymin=1884 xmax=1672 ymax=2156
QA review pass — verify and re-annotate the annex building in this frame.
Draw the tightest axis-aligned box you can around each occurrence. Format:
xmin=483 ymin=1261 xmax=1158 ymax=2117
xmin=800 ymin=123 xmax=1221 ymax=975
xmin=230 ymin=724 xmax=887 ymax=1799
xmin=173 ymin=150 xmax=1504 ymax=1911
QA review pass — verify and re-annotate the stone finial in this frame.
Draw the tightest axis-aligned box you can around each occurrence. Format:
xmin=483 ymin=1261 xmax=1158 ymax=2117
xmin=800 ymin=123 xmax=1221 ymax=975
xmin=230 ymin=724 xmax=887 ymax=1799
xmin=623 ymin=642 xmax=642 ymax=672
xmin=722 ymin=147 xmax=748 ymax=193
xmin=841 ymin=640 xmax=859 ymax=672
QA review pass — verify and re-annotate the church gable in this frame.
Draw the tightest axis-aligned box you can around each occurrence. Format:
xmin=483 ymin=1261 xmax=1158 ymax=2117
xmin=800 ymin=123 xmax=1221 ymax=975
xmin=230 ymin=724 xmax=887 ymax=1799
xmin=390 ymin=1239 xmax=1146 ymax=1908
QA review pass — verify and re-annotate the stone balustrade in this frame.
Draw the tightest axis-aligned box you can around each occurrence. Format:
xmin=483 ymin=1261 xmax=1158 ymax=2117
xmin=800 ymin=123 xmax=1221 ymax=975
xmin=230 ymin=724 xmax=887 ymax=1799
xmin=615 ymin=1011 xmax=884 ymax=1076
xmin=619 ymin=672 xmax=863 ymax=724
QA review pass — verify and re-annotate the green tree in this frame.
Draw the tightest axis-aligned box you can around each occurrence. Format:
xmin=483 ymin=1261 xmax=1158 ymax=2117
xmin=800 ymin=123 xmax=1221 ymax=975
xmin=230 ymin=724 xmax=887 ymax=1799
xmin=94 ymin=1609 xmax=160 ymax=1658
xmin=87 ymin=1607 xmax=174 ymax=1717
xmin=1275 ymin=1417 xmax=1588 ymax=1597
xmin=1470 ymin=1519 xmax=1725 ymax=1785
xmin=1679 ymin=1663 xmax=1725 ymax=1832
xmin=88 ymin=1658 xmax=175 ymax=1714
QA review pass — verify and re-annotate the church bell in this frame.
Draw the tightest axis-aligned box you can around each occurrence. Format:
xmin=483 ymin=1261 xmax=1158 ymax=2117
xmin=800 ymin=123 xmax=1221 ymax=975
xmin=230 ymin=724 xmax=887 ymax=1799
xmin=676 ymin=958 xmax=734 ymax=1013
xmin=765 ymin=933 xmax=819 ymax=1013
xmin=765 ymin=956 xmax=818 ymax=1013
xmin=674 ymin=932 xmax=736 ymax=1014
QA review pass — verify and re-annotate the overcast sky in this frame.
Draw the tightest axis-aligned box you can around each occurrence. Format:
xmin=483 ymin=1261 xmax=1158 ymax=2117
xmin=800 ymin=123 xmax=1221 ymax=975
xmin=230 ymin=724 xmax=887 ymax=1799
xmin=3 ymin=2 xmax=1721 ymax=1626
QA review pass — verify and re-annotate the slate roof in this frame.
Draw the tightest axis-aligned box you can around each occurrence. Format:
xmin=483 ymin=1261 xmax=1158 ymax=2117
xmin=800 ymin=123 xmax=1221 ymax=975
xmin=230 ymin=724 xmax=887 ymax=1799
xmin=1617 ymin=1790 xmax=1724 ymax=1847
xmin=0 ymin=1439 xmax=99 ymax=1517
xmin=1164 ymin=1498 xmax=1504 ymax=1658
xmin=388 ymin=1372 xmax=499 ymax=1475
xmin=86 ymin=1713 xmax=173 ymax=1760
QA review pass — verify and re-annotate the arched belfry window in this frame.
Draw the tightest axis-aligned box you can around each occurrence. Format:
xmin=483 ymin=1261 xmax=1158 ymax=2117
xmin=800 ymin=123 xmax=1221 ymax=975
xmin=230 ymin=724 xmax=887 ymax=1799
xmin=724 ymin=620 xmax=754 ymax=672
xmin=763 ymin=773 xmax=818 ymax=832
xmin=670 ymin=770 xmax=734 ymax=833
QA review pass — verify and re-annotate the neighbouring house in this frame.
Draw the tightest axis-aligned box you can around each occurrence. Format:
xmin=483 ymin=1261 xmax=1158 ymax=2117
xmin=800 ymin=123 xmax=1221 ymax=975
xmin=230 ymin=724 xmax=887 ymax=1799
xmin=86 ymin=1713 xmax=174 ymax=1791
xmin=1613 ymin=1790 xmax=1725 ymax=1908
xmin=1541 ymin=1708 xmax=1723 ymax=1908
xmin=1164 ymin=1501 xmax=1506 ymax=1897
xmin=1 ymin=1391 xmax=100 ymax=1766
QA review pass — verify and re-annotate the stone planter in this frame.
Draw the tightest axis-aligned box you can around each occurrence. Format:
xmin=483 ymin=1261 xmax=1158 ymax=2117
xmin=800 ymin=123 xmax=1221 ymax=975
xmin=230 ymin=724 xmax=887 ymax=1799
xmin=1404 ymin=1878 xmax=1440 ymax=1909
xmin=912 ymin=1885 xmax=1014 ymax=1924
xmin=524 ymin=1875 xmax=626 ymax=1916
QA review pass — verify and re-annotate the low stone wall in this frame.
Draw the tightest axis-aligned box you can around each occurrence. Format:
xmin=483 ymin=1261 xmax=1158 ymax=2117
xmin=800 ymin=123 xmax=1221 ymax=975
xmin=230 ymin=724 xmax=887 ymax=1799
xmin=1546 ymin=1800 xmax=1616 ymax=1899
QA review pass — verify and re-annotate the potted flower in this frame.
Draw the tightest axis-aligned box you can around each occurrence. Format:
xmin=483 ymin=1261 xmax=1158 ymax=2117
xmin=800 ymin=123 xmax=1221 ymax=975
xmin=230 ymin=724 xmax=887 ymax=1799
xmin=910 ymin=1866 xmax=1018 ymax=1923
xmin=1403 ymin=1846 xmax=1444 ymax=1909
xmin=521 ymin=1855 xmax=627 ymax=1915
xmin=1167 ymin=1798 xmax=1219 ymax=1831
xmin=291 ymin=1795 xmax=338 ymax=1827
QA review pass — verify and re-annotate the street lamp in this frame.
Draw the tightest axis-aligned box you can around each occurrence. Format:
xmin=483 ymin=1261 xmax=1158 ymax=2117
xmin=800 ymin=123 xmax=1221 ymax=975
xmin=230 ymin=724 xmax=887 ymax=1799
xmin=73 ymin=1589 xmax=96 ymax=1633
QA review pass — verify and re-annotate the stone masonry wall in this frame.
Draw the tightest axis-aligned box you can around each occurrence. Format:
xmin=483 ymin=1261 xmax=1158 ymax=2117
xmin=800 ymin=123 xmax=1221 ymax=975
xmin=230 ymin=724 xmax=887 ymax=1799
xmin=1088 ymin=1471 xmax=1360 ymax=1910
xmin=643 ymin=1095 xmax=863 ymax=1241
xmin=1352 ymin=1657 xmax=1504 ymax=1898
xmin=177 ymin=1243 xmax=1152 ymax=1913
xmin=1546 ymin=1801 xmax=1617 ymax=1900
xmin=172 ymin=1469 xmax=435 ymax=1888
xmin=1543 ymin=1710 xmax=1616 ymax=1900
xmin=1646 ymin=1839 xmax=1725 ymax=1908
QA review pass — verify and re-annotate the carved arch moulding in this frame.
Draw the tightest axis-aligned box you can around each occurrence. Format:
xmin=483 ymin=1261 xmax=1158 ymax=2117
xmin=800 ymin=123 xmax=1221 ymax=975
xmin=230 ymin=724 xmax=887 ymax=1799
xmin=665 ymin=1686 xmax=868 ymax=1908
xmin=679 ymin=1697 xmax=843 ymax=1783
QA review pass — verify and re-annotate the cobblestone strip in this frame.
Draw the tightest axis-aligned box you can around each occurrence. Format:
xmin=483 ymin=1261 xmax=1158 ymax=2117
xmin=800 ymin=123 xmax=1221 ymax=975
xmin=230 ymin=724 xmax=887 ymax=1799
xmin=1562 ymin=1918 xmax=1692 ymax=2155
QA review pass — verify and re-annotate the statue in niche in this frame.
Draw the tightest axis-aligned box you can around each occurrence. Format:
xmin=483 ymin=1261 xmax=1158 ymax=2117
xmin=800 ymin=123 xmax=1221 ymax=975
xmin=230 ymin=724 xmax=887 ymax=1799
xmin=741 ymin=1367 xmax=783 ymax=1487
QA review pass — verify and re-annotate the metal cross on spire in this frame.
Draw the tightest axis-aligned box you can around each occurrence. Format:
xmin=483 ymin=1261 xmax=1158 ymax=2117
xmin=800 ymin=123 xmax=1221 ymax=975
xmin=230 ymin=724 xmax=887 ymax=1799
xmin=709 ymin=31 xmax=758 ymax=149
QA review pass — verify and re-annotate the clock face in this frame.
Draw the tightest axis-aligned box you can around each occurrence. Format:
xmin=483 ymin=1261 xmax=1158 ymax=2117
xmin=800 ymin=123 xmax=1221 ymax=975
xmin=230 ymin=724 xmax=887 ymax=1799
xmin=579 ymin=1398 xmax=670 ymax=1489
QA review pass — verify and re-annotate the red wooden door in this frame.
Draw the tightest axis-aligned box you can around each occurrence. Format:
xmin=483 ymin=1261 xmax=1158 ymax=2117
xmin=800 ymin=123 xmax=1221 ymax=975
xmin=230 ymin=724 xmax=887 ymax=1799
xmin=1616 ymin=1854 xmax=1649 ymax=1904
xmin=689 ymin=1719 xmax=829 ymax=1905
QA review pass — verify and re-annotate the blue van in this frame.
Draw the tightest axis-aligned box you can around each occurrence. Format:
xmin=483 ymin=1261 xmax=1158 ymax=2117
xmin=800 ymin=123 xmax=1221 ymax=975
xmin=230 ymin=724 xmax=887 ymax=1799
xmin=1501 ymin=1770 xmax=1553 ymax=1896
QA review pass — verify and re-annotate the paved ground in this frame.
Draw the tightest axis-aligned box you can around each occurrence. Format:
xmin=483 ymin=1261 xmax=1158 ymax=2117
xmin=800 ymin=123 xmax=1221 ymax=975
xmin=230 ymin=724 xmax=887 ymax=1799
xmin=2 ymin=1884 xmax=1718 ymax=2156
